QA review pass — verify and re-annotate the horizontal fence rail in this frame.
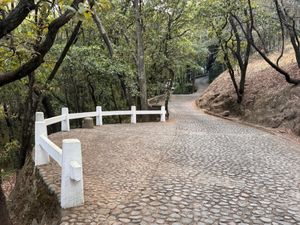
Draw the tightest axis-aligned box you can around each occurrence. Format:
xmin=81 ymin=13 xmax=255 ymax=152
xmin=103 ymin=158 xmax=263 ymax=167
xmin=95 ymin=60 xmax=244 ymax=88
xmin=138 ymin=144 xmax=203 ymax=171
xmin=34 ymin=105 xmax=166 ymax=209
xmin=44 ymin=115 xmax=66 ymax=126
xmin=39 ymin=135 xmax=62 ymax=166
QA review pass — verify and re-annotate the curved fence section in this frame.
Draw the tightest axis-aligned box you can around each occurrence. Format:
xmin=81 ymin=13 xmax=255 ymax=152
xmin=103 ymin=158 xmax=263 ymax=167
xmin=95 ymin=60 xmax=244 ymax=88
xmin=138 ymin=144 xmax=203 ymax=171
xmin=34 ymin=105 xmax=166 ymax=208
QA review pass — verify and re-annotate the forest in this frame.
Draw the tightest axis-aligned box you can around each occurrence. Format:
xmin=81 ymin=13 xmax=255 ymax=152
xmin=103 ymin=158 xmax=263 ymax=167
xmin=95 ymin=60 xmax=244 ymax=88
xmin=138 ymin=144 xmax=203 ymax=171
xmin=0 ymin=0 xmax=300 ymax=224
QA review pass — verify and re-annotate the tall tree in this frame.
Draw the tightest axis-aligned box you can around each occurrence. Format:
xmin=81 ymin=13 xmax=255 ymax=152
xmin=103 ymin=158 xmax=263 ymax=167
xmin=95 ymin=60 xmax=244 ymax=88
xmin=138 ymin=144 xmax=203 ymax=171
xmin=199 ymin=0 xmax=252 ymax=103
xmin=133 ymin=0 xmax=148 ymax=110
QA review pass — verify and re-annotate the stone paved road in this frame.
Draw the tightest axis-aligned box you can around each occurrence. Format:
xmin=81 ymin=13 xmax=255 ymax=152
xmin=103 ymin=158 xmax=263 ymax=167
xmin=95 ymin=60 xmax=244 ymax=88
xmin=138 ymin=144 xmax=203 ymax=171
xmin=39 ymin=78 xmax=300 ymax=225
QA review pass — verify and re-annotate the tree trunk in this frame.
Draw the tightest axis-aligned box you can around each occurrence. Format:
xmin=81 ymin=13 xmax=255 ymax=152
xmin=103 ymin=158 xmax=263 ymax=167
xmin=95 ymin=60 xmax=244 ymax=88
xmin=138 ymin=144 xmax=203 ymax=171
xmin=3 ymin=103 xmax=14 ymax=142
xmin=92 ymin=11 xmax=114 ymax=58
xmin=117 ymin=72 xmax=132 ymax=108
xmin=110 ymin=85 xmax=122 ymax=123
xmin=87 ymin=75 xmax=97 ymax=108
xmin=165 ymin=68 xmax=175 ymax=119
xmin=226 ymin=61 xmax=242 ymax=103
xmin=19 ymin=73 xmax=39 ymax=167
xmin=47 ymin=21 xmax=82 ymax=83
xmin=238 ymin=68 xmax=247 ymax=101
xmin=133 ymin=0 xmax=148 ymax=110
xmin=41 ymin=95 xmax=59 ymax=133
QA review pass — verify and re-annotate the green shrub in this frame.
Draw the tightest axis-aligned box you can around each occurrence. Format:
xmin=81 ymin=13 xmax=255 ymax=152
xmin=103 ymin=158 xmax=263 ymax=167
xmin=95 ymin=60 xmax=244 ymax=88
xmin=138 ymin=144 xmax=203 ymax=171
xmin=0 ymin=140 xmax=20 ymax=169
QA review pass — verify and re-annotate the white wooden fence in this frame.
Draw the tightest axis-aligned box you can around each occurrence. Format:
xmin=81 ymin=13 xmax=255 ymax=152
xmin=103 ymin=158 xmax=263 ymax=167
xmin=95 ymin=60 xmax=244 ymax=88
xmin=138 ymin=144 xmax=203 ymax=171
xmin=34 ymin=106 xmax=166 ymax=208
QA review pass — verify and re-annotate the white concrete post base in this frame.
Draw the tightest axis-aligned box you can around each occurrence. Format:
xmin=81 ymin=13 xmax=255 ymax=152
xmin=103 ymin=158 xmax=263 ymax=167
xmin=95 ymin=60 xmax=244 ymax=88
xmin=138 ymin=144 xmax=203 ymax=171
xmin=61 ymin=107 xmax=70 ymax=132
xmin=160 ymin=106 xmax=166 ymax=122
xmin=61 ymin=139 xmax=84 ymax=208
xmin=131 ymin=106 xmax=137 ymax=124
xmin=96 ymin=106 xmax=103 ymax=126
xmin=35 ymin=112 xmax=49 ymax=166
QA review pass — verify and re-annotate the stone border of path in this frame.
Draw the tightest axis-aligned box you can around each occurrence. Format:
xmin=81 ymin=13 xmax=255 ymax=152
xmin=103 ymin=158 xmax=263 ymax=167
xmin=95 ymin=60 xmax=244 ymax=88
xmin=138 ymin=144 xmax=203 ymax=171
xmin=202 ymin=109 xmax=300 ymax=147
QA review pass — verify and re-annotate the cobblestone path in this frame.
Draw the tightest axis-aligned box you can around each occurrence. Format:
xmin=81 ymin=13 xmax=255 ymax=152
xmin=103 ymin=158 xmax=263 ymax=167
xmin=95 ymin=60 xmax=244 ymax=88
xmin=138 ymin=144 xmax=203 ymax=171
xmin=39 ymin=79 xmax=300 ymax=225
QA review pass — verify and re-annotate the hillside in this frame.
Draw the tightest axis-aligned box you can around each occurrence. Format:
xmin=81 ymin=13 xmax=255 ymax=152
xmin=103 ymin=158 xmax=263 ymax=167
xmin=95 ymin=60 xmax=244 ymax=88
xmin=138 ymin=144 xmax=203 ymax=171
xmin=197 ymin=48 xmax=300 ymax=136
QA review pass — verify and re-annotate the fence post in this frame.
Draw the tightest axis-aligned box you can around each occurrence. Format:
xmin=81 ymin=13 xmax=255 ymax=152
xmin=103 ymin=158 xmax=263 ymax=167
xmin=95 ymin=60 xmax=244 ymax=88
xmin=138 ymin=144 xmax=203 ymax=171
xmin=96 ymin=106 xmax=103 ymax=126
xmin=131 ymin=106 xmax=136 ymax=124
xmin=61 ymin=107 xmax=70 ymax=132
xmin=61 ymin=139 xmax=84 ymax=208
xmin=35 ymin=112 xmax=49 ymax=166
xmin=160 ymin=106 xmax=166 ymax=122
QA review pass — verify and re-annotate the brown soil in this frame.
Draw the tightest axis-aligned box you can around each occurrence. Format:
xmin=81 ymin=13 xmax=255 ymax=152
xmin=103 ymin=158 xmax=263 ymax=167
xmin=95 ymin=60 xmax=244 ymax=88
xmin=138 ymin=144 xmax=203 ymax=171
xmin=8 ymin=157 xmax=60 ymax=225
xmin=197 ymin=48 xmax=300 ymax=137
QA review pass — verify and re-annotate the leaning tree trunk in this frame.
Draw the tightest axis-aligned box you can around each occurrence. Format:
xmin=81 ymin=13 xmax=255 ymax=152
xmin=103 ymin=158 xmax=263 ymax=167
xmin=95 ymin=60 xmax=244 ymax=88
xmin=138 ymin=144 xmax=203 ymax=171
xmin=133 ymin=0 xmax=148 ymax=110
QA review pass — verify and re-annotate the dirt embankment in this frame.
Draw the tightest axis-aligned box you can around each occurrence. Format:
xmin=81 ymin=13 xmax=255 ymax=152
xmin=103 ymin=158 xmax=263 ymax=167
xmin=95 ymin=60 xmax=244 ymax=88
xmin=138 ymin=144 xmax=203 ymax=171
xmin=197 ymin=48 xmax=300 ymax=136
xmin=8 ymin=157 xmax=60 ymax=225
